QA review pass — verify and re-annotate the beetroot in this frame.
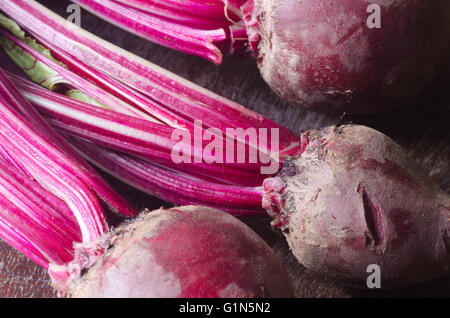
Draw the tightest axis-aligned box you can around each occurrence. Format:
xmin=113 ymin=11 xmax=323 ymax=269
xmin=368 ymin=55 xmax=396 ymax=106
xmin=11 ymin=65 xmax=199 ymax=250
xmin=263 ymin=125 xmax=449 ymax=288
xmin=68 ymin=206 xmax=294 ymax=297
xmin=68 ymin=0 xmax=450 ymax=114
xmin=252 ymin=0 xmax=450 ymax=114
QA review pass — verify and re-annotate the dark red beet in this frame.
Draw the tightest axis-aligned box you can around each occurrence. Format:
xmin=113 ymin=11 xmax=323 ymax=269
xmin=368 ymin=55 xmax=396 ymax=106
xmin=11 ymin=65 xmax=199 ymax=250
xmin=249 ymin=0 xmax=450 ymax=114
xmin=263 ymin=125 xmax=449 ymax=288
xmin=68 ymin=206 xmax=294 ymax=297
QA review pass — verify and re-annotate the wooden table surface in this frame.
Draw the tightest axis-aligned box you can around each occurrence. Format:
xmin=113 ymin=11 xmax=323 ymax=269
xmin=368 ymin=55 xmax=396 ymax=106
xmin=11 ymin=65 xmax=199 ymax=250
xmin=0 ymin=0 xmax=448 ymax=298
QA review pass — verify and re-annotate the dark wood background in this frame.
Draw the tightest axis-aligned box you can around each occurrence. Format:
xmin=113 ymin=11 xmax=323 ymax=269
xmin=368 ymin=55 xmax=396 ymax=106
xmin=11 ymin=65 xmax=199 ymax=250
xmin=0 ymin=0 xmax=448 ymax=298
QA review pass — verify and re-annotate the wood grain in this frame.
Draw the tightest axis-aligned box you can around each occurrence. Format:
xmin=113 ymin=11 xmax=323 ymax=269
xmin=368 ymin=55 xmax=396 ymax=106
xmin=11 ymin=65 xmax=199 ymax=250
xmin=0 ymin=241 xmax=55 ymax=298
xmin=0 ymin=0 xmax=448 ymax=297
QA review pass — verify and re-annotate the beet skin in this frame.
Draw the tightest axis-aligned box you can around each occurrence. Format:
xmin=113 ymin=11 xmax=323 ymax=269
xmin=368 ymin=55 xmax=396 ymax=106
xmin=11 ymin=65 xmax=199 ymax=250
xmin=263 ymin=125 xmax=449 ymax=288
xmin=68 ymin=206 xmax=294 ymax=298
xmin=251 ymin=0 xmax=450 ymax=114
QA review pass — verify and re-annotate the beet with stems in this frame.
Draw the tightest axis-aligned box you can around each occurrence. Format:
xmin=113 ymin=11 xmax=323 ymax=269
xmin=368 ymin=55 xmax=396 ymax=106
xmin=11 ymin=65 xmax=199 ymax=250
xmin=263 ymin=125 xmax=450 ymax=288
xmin=69 ymin=206 xmax=295 ymax=298
xmin=72 ymin=0 xmax=450 ymax=114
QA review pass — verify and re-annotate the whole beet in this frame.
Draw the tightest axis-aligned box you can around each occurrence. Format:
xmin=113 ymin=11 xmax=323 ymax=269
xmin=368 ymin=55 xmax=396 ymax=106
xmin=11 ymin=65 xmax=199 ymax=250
xmin=251 ymin=0 xmax=450 ymax=114
xmin=263 ymin=125 xmax=449 ymax=288
xmin=68 ymin=206 xmax=294 ymax=298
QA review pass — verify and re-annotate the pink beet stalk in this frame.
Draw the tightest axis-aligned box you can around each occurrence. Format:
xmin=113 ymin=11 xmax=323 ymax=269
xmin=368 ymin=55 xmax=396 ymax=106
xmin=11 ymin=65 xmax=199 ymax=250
xmin=68 ymin=136 xmax=264 ymax=215
xmin=0 ymin=67 xmax=139 ymax=293
xmin=114 ymin=0 xmax=232 ymax=21
xmin=0 ymin=72 xmax=137 ymax=219
xmin=0 ymin=68 xmax=137 ymax=242
xmin=0 ymin=28 xmax=156 ymax=121
xmin=8 ymin=72 xmax=266 ymax=187
xmin=73 ymin=0 xmax=241 ymax=63
xmin=31 ymin=34 xmax=189 ymax=129
xmin=0 ymin=91 xmax=104 ymax=243
xmin=0 ymin=0 xmax=300 ymax=153
xmin=76 ymin=0 xmax=227 ymax=63
xmin=0 ymin=1 xmax=301 ymax=208
xmin=113 ymin=0 xmax=228 ymax=29
xmin=0 ymin=158 xmax=81 ymax=268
